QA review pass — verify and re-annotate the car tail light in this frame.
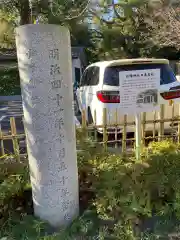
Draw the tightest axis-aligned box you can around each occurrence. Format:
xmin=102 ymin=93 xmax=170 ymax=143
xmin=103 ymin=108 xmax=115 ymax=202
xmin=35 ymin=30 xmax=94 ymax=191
xmin=160 ymin=90 xmax=180 ymax=100
xmin=96 ymin=91 xmax=120 ymax=103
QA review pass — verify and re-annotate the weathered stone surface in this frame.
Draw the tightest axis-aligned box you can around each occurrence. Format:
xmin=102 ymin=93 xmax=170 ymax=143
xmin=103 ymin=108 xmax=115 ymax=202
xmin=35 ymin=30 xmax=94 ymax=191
xmin=15 ymin=24 xmax=79 ymax=227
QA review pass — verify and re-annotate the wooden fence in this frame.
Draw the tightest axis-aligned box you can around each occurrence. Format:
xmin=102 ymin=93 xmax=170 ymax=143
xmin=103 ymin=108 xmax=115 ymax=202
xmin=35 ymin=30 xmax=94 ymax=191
xmin=1 ymin=103 xmax=180 ymax=158
xmin=0 ymin=117 xmax=26 ymax=159
xmin=81 ymin=104 xmax=180 ymax=152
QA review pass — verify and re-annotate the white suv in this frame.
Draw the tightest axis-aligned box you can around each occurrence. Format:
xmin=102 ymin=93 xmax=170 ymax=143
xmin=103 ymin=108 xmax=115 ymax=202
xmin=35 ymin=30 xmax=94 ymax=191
xmin=76 ymin=59 xmax=180 ymax=133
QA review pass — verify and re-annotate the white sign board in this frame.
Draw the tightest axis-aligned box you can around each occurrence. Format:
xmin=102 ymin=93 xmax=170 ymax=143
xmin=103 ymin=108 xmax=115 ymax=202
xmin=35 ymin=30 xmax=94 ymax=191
xmin=119 ymin=69 xmax=160 ymax=114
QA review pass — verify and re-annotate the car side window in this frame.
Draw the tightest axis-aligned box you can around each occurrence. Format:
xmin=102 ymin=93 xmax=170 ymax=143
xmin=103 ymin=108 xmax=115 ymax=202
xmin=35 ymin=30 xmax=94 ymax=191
xmin=80 ymin=70 xmax=87 ymax=87
xmin=86 ymin=68 xmax=92 ymax=86
xmin=89 ymin=67 xmax=100 ymax=86
xmin=93 ymin=67 xmax=100 ymax=85
xmin=80 ymin=67 xmax=100 ymax=86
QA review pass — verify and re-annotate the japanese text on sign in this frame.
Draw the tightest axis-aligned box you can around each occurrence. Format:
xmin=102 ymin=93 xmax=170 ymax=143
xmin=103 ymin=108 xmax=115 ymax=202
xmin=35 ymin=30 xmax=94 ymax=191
xmin=119 ymin=69 xmax=160 ymax=114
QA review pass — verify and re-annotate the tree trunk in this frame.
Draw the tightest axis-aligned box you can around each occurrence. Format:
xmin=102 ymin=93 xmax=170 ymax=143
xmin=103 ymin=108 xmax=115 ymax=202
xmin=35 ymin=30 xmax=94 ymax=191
xmin=19 ymin=0 xmax=31 ymax=25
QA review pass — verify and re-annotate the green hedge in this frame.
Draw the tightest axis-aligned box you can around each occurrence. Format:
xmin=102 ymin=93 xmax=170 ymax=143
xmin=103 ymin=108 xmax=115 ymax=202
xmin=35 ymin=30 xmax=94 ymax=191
xmin=1 ymin=136 xmax=180 ymax=239
xmin=0 ymin=68 xmax=21 ymax=95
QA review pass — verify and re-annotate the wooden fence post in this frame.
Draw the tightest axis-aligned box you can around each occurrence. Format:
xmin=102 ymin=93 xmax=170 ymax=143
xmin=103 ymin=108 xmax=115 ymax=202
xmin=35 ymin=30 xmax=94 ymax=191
xmin=94 ymin=109 xmax=97 ymax=142
xmin=103 ymin=108 xmax=108 ymax=151
xmin=10 ymin=117 xmax=20 ymax=161
xmin=153 ymin=111 xmax=157 ymax=141
xmin=141 ymin=112 xmax=146 ymax=147
xmin=115 ymin=109 xmax=118 ymax=149
xmin=82 ymin=109 xmax=87 ymax=129
xmin=171 ymin=102 xmax=175 ymax=140
xmin=82 ymin=109 xmax=88 ymax=138
xmin=158 ymin=104 xmax=164 ymax=141
xmin=122 ymin=115 xmax=127 ymax=155
xmin=135 ymin=113 xmax=141 ymax=161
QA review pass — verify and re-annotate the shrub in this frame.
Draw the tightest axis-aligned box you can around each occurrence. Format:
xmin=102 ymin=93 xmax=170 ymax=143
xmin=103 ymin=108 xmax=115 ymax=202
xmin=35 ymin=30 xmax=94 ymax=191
xmin=0 ymin=156 xmax=31 ymax=227
xmin=0 ymin=68 xmax=21 ymax=95
xmin=92 ymin=140 xmax=180 ymax=238
xmin=1 ymin=138 xmax=180 ymax=239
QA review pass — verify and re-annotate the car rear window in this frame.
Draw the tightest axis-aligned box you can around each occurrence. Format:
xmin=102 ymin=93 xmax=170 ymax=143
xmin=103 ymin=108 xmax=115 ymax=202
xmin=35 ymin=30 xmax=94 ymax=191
xmin=103 ymin=63 xmax=177 ymax=86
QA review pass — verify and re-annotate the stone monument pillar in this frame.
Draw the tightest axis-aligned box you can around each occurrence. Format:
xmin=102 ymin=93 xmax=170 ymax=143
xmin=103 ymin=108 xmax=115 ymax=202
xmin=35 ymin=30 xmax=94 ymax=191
xmin=15 ymin=24 xmax=79 ymax=227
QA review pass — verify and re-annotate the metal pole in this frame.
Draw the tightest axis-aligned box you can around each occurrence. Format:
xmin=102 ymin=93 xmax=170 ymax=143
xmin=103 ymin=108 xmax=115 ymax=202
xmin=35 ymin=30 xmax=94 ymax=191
xmin=135 ymin=113 xmax=141 ymax=161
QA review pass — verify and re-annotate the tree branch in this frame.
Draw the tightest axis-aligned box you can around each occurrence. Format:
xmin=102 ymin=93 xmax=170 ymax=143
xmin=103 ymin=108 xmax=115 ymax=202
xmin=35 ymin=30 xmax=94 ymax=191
xmin=50 ymin=0 xmax=90 ymax=21
xmin=65 ymin=0 xmax=90 ymax=20
xmin=152 ymin=6 xmax=180 ymax=49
